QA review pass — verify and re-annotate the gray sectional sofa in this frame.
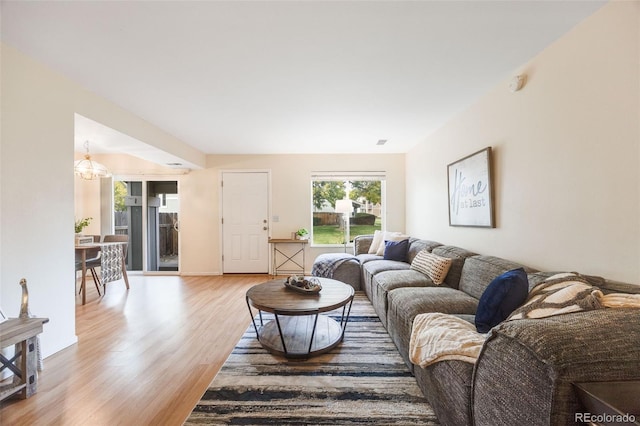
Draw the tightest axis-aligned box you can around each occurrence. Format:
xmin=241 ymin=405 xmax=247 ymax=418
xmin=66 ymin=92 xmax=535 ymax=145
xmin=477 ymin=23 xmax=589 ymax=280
xmin=318 ymin=235 xmax=640 ymax=426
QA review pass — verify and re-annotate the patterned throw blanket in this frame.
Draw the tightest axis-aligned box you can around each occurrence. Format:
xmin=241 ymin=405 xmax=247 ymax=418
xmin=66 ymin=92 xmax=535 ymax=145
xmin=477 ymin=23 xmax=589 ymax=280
xmin=508 ymin=272 xmax=640 ymax=319
xmin=100 ymin=243 xmax=123 ymax=284
xmin=311 ymin=253 xmax=358 ymax=278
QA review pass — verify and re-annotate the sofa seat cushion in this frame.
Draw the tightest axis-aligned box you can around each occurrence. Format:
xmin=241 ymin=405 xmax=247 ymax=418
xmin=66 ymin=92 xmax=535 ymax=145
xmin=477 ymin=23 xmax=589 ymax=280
xmin=386 ymin=286 xmax=479 ymax=370
xmin=355 ymin=253 xmax=382 ymax=265
xmin=371 ymin=269 xmax=435 ymax=328
xmin=362 ymin=259 xmax=412 ymax=278
xmin=361 ymin=259 xmax=411 ymax=300
xmin=414 ymin=361 xmax=474 ymax=426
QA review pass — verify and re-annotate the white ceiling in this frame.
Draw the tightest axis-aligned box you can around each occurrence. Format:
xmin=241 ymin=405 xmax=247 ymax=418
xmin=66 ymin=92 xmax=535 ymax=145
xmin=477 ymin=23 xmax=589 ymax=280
xmin=1 ymin=1 xmax=606 ymax=161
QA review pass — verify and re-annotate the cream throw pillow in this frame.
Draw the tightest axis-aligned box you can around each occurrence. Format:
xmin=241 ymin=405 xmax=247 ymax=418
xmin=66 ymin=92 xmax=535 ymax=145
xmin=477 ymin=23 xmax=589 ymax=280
xmin=368 ymin=230 xmax=384 ymax=254
xmin=410 ymin=250 xmax=452 ymax=285
xmin=375 ymin=232 xmax=408 ymax=256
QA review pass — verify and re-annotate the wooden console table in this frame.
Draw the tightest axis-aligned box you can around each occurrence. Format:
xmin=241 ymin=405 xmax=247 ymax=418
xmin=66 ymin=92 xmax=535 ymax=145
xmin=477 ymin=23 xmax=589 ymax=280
xmin=0 ymin=317 xmax=49 ymax=401
xmin=269 ymin=238 xmax=308 ymax=276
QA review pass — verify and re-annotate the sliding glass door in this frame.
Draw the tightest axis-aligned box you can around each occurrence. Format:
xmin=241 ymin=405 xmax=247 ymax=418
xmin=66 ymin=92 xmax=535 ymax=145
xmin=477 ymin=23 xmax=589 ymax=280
xmin=147 ymin=181 xmax=179 ymax=272
xmin=114 ymin=179 xmax=179 ymax=273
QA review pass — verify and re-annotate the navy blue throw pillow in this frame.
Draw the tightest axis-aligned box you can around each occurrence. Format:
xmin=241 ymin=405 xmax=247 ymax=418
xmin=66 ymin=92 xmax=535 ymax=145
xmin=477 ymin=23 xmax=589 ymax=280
xmin=383 ymin=239 xmax=408 ymax=262
xmin=475 ymin=268 xmax=529 ymax=333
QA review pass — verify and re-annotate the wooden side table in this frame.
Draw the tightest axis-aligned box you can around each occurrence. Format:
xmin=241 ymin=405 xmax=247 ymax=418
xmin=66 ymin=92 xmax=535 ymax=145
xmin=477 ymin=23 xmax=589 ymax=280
xmin=0 ymin=317 xmax=49 ymax=401
xmin=269 ymin=238 xmax=308 ymax=276
xmin=574 ymin=381 xmax=640 ymax=425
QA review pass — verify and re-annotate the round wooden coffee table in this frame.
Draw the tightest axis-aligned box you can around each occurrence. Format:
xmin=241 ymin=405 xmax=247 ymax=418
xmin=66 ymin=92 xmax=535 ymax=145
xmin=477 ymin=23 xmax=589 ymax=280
xmin=245 ymin=277 xmax=355 ymax=359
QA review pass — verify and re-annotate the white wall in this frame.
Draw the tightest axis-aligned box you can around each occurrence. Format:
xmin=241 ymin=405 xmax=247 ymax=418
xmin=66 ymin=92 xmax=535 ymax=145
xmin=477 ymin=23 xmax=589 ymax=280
xmin=1 ymin=43 xmax=205 ymax=357
xmin=1 ymin=43 xmax=78 ymax=355
xmin=180 ymin=154 xmax=406 ymax=275
xmin=406 ymin=1 xmax=640 ymax=284
xmin=74 ymin=174 xmax=102 ymax=236
xmin=73 ymin=153 xmax=404 ymax=275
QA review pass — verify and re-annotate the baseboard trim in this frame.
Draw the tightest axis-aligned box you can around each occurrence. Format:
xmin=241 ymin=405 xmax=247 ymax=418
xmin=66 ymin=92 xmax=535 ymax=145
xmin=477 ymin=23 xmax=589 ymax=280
xmin=179 ymin=272 xmax=222 ymax=276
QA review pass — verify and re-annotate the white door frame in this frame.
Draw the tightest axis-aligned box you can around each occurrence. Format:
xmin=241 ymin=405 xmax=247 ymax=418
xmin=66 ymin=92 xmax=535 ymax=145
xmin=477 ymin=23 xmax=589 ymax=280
xmin=219 ymin=169 xmax=271 ymax=273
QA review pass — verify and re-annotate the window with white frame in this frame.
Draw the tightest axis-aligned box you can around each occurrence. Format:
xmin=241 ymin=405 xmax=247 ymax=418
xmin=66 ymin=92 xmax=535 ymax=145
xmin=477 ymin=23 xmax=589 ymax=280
xmin=311 ymin=172 xmax=385 ymax=246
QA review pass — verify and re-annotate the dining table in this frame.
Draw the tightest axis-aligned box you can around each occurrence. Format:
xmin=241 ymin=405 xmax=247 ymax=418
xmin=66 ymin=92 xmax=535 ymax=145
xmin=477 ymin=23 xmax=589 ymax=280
xmin=75 ymin=242 xmax=130 ymax=305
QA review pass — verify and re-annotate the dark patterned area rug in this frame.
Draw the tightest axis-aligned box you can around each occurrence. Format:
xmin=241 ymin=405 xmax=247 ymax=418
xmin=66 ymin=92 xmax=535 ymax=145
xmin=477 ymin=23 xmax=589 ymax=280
xmin=185 ymin=292 xmax=439 ymax=425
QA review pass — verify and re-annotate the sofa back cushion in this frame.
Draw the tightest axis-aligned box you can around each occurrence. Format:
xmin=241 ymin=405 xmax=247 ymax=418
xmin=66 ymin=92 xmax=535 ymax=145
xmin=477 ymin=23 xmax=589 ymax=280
xmin=459 ymin=255 xmax=535 ymax=300
xmin=407 ymin=238 xmax=442 ymax=264
xmin=431 ymin=245 xmax=477 ymax=289
xmin=354 ymin=235 xmax=374 ymax=256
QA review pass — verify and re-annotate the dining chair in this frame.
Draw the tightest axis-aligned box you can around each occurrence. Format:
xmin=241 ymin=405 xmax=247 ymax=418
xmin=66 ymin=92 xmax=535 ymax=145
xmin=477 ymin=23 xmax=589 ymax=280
xmin=76 ymin=237 xmax=102 ymax=296
xmin=101 ymin=234 xmax=129 ymax=293
xmin=103 ymin=234 xmax=128 ymax=254
xmin=85 ymin=235 xmax=103 ymax=290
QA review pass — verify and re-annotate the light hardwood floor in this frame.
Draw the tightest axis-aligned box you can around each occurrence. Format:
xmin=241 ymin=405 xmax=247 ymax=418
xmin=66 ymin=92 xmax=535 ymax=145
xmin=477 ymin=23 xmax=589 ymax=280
xmin=0 ymin=274 xmax=271 ymax=425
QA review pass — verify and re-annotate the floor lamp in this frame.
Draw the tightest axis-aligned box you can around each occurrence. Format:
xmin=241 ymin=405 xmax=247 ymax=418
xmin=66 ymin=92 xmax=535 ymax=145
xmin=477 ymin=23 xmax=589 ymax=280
xmin=335 ymin=199 xmax=353 ymax=253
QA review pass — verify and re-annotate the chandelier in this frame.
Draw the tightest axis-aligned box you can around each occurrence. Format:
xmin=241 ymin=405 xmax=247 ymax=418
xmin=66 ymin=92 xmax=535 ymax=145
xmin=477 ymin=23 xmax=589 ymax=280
xmin=74 ymin=141 xmax=111 ymax=180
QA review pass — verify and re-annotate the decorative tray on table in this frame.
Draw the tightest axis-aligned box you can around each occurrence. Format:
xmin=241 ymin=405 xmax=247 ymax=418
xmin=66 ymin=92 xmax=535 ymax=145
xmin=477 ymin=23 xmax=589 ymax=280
xmin=284 ymin=276 xmax=322 ymax=294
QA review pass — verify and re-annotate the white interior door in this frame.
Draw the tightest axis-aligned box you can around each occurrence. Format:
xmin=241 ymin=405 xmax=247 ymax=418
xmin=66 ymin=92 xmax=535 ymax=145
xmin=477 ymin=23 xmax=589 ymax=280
xmin=222 ymin=171 xmax=269 ymax=273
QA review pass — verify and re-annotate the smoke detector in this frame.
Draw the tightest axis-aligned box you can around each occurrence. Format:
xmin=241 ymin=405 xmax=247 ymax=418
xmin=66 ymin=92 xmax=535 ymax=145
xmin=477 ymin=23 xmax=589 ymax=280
xmin=509 ymin=75 xmax=526 ymax=93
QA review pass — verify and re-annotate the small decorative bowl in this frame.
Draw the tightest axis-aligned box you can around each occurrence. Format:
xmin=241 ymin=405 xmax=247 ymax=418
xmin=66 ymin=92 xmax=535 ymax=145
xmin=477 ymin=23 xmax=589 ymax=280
xmin=284 ymin=276 xmax=322 ymax=293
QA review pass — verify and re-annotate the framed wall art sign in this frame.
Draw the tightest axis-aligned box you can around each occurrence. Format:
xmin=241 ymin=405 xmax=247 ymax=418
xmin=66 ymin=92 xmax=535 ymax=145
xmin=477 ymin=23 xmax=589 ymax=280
xmin=447 ymin=147 xmax=495 ymax=228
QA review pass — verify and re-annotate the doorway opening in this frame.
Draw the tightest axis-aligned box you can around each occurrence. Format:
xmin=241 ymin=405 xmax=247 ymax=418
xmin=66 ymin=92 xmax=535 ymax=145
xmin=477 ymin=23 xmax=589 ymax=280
xmin=114 ymin=179 xmax=180 ymax=273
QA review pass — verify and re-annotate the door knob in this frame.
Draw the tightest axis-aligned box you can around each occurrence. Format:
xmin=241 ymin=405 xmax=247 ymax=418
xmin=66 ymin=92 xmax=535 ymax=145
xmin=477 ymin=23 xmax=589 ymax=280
xmin=263 ymin=226 xmax=268 ymax=231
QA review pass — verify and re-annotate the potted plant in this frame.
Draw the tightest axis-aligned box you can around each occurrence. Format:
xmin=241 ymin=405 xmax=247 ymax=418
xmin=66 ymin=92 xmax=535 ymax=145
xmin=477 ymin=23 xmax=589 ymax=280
xmin=295 ymin=228 xmax=309 ymax=240
xmin=74 ymin=217 xmax=92 ymax=234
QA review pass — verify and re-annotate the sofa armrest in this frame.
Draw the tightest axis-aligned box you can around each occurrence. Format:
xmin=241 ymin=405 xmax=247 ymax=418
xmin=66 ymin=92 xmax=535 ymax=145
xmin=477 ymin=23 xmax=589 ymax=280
xmin=353 ymin=234 xmax=374 ymax=255
xmin=472 ymin=308 xmax=640 ymax=426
